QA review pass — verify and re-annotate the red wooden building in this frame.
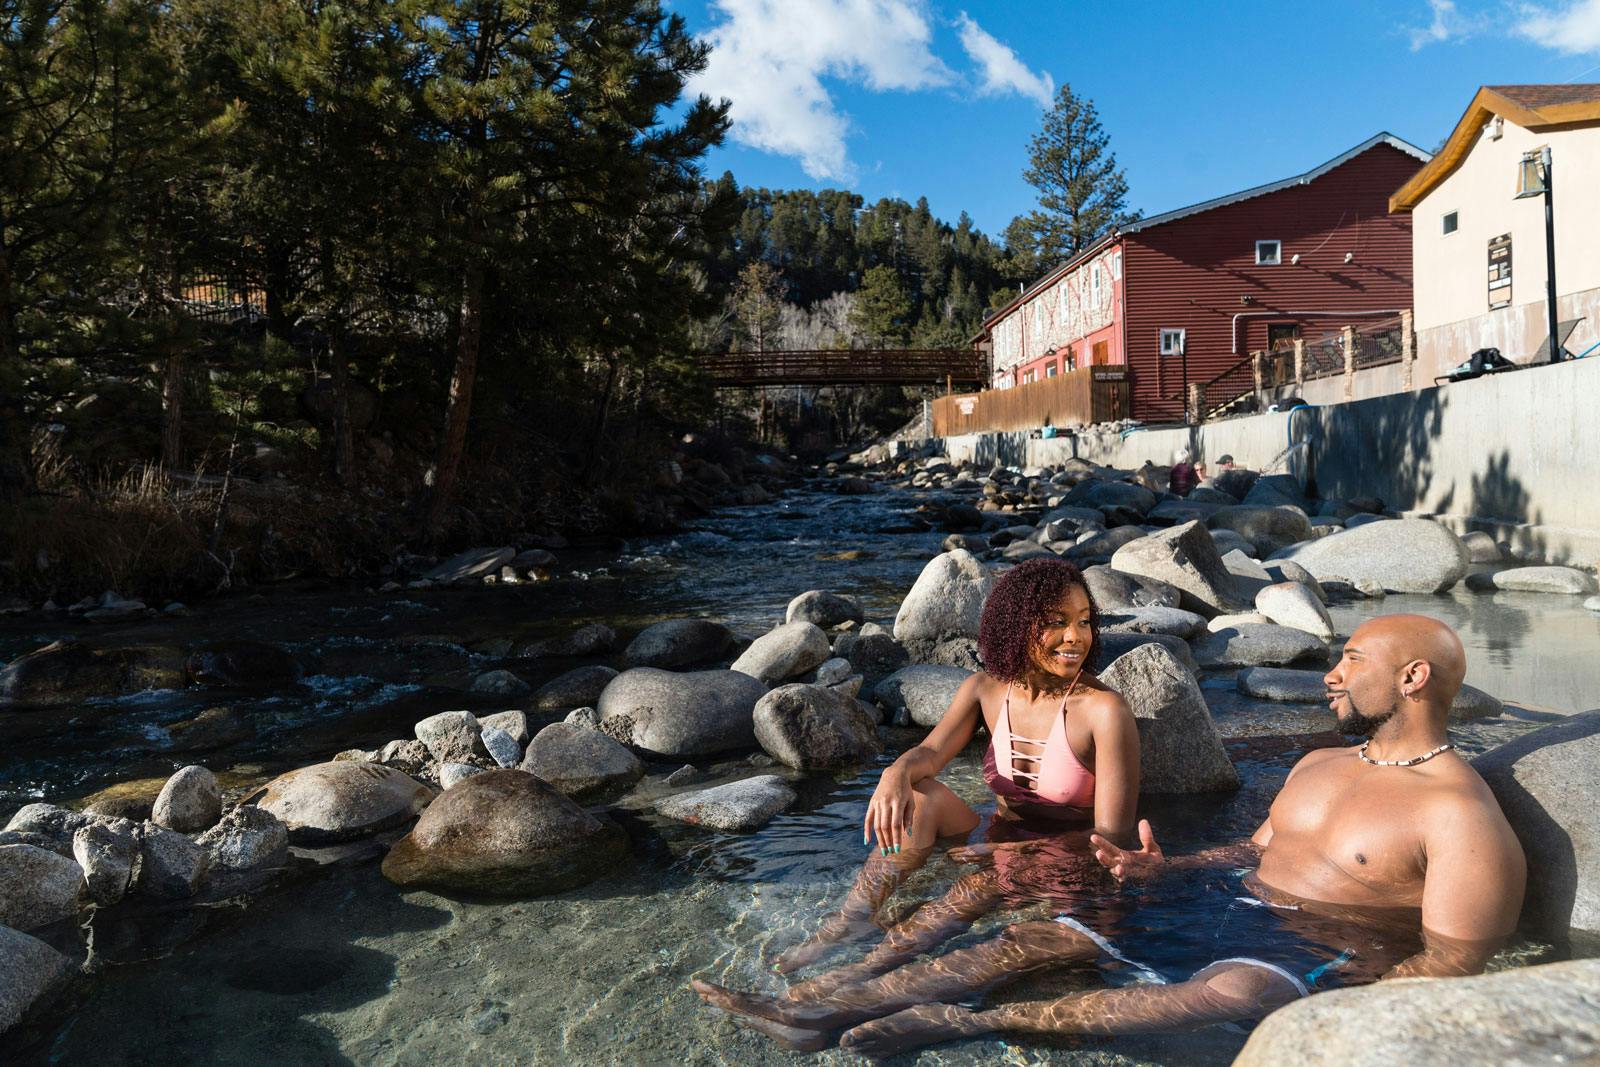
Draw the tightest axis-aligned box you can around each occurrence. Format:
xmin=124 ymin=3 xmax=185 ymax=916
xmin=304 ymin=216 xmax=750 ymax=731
xmin=976 ymin=133 xmax=1430 ymax=422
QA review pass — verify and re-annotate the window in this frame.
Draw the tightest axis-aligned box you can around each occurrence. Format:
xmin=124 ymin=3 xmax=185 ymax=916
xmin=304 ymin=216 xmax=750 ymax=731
xmin=1111 ymin=251 xmax=1122 ymax=280
xmin=1045 ymin=362 xmax=1058 ymax=377
xmin=1092 ymin=340 xmax=1109 ymax=365
xmin=1160 ymin=328 xmax=1185 ymax=356
xmin=1442 ymin=211 xmax=1459 ymax=235
xmin=1090 ymin=265 xmax=1102 ymax=303
xmin=1267 ymin=324 xmax=1301 ymax=352
xmin=1255 ymin=240 xmax=1282 ymax=265
xmin=1022 ymin=368 xmax=1036 ymax=384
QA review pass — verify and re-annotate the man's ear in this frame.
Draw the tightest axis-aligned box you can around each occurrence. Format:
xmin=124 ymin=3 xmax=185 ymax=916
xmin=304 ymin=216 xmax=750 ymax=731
xmin=1404 ymin=659 xmax=1434 ymax=694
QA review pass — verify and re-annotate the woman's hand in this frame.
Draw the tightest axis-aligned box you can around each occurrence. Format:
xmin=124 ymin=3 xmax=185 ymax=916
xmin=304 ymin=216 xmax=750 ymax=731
xmin=864 ymin=766 xmax=915 ymax=855
xmin=1089 ymin=819 xmax=1166 ymax=881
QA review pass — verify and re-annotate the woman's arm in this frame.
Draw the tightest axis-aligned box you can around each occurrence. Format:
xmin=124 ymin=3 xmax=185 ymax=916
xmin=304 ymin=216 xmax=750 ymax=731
xmin=1086 ymin=693 xmax=1140 ymax=848
xmin=865 ymin=673 xmax=986 ymax=851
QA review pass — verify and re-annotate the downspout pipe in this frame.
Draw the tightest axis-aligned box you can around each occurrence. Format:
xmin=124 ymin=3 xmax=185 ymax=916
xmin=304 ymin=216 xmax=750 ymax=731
xmin=1231 ymin=310 xmax=1405 ymax=354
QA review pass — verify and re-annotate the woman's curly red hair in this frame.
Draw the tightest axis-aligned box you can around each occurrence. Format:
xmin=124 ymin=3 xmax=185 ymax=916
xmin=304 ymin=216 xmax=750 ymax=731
xmin=978 ymin=557 xmax=1101 ymax=683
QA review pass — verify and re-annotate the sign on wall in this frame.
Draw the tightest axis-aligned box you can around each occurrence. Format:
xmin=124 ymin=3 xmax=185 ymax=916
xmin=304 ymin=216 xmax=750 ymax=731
xmin=1488 ymin=233 xmax=1512 ymax=310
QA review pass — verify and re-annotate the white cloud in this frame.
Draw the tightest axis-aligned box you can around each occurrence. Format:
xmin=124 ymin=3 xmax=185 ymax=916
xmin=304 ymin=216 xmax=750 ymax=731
xmin=954 ymin=12 xmax=1054 ymax=108
xmin=687 ymin=0 xmax=954 ymax=182
xmin=1407 ymin=0 xmax=1482 ymax=49
xmin=1515 ymin=0 xmax=1600 ymax=53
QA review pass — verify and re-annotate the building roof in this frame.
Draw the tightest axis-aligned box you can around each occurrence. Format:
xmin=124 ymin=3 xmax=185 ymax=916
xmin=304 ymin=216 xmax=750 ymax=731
xmin=1390 ymin=84 xmax=1600 ymax=212
xmin=975 ymin=132 xmax=1430 ymax=338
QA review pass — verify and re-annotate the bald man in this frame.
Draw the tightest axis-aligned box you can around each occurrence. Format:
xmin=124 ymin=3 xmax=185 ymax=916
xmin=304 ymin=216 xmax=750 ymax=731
xmin=694 ymin=615 xmax=1527 ymax=1058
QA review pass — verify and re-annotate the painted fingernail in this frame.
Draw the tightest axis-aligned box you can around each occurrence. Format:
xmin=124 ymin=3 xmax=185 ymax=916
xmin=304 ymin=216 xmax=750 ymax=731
xmin=893 ymin=845 xmax=901 ymax=854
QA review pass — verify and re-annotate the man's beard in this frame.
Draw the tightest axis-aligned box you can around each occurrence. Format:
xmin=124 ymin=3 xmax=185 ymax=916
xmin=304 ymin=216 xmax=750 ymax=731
xmin=1336 ymin=693 xmax=1397 ymax=738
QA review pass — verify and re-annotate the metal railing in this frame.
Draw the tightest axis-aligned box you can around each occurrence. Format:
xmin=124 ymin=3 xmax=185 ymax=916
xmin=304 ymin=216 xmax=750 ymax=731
xmin=702 ymin=348 xmax=984 ymax=387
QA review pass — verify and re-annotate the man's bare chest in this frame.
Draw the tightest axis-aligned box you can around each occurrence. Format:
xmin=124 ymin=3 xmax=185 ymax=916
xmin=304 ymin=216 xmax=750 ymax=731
xmin=1268 ymin=761 xmax=1428 ymax=895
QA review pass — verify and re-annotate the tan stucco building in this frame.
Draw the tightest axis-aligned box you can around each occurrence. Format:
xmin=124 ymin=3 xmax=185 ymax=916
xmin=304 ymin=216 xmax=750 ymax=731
xmin=1391 ymin=85 xmax=1600 ymax=381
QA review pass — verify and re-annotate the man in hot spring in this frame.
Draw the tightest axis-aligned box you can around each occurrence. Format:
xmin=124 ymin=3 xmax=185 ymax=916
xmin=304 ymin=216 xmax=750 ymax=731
xmin=693 ymin=614 xmax=1527 ymax=1057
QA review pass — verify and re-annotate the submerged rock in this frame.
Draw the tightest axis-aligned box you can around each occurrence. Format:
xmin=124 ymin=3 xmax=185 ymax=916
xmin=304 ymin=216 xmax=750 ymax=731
xmin=753 ymin=684 xmax=882 ymax=770
xmin=1465 ymin=566 xmax=1596 ymax=595
xmin=531 ymin=665 xmax=618 ymax=711
xmin=252 ymin=761 xmax=435 ymax=844
xmin=186 ymin=641 xmax=301 ymax=687
xmin=0 ymin=925 xmax=74 ymax=1036
xmin=0 ymin=640 xmax=186 ymax=707
xmin=622 ymin=619 xmax=738 ymax=669
xmin=873 ymin=665 xmax=973 ymax=728
xmin=165 ymin=706 xmax=256 ymax=752
xmin=656 ymin=775 xmax=797 ymax=833
xmin=0 ymin=845 xmax=83 ymax=929
xmin=1274 ymin=519 xmax=1468 ymax=593
xmin=730 ymin=621 xmax=832 ymax=685
xmin=152 ymin=765 xmax=222 ymax=834
xmin=596 ymin=668 xmax=767 ymax=758
xmin=515 ymin=622 xmax=619 ymax=659
xmin=470 ymin=670 xmax=529 ymax=696
xmin=1098 ymin=644 xmax=1239 ymax=793
xmin=1109 ymin=522 xmax=1250 ymax=617
xmin=892 ymin=550 xmax=995 ymax=661
xmin=381 ymin=770 xmax=628 ymax=896
xmin=521 ymin=723 xmax=645 ymax=799
xmin=785 ymin=590 xmax=864 ymax=630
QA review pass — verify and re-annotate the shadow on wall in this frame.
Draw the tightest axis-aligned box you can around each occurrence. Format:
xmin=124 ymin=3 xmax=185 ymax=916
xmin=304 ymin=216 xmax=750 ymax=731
xmin=1471 ymin=449 xmax=1549 ymax=563
xmin=969 ymin=433 xmax=1033 ymax=470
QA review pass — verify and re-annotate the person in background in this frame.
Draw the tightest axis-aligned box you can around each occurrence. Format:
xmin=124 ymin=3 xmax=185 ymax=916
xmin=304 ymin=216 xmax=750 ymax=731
xmin=1214 ymin=454 xmax=1236 ymax=473
xmin=1167 ymin=448 xmax=1199 ymax=496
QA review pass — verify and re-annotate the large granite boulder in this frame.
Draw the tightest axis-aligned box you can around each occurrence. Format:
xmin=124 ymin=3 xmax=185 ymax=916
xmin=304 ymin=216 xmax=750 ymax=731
xmin=414 ymin=710 xmax=489 ymax=764
xmin=622 ymin=619 xmax=739 ymax=669
xmin=0 ymin=845 xmax=83 ymax=929
xmin=1241 ymin=473 xmax=1309 ymax=510
xmin=1274 ymin=519 xmax=1469 ymax=594
xmin=1065 ymin=479 xmax=1157 ymax=516
xmin=251 ymin=761 xmax=435 ymax=843
xmin=1255 ymin=582 xmax=1335 ymax=640
xmin=730 ymin=622 xmax=832 ymax=685
xmin=1235 ymin=958 xmax=1600 ymax=1067
xmin=521 ymin=723 xmax=645 ymax=800
xmin=1473 ymin=710 xmax=1600 ymax=940
xmin=1209 ymin=468 xmax=1259 ymax=501
xmin=1096 ymin=631 xmax=1198 ymax=674
xmin=0 ymin=640 xmax=186 ymax=707
xmin=1108 ymin=522 xmax=1250 ymax=617
xmin=381 ymin=770 xmax=628 ymax=896
xmin=656 ymin=775 xmax=797 ymax=833
xmin=0 ymin=925 xmax=74 ymax=1036
xmin=1207 ymin=505 xmax=1313 ymax=556
xmin=1098 ymin=643 xmax=1238 ymax=793
xmin=1262 ymin=559 xmax=1327 ymax=603
xmin=785 ymin=590 xmax=864 ymax=629
xmin=531 ymin=665 xmax=619 ymax=711
xmin=1081 ymin=565 xmax=1181 ymax=612
xmin=1100 ymin=606 xmax=1208 ymax=639
xmin=1464 ymin=566 xmax=1596 ymax=595
xmin=753 ymin=684 xmax=882 ymax=770
xmin=73 ymin=821 xmax=138 ymax=905
xmin=133 ymin=823 xmax=210 ymax=898
xmin=596 ymin=668 xmax=767 ymax=758
xmin=186 ymin=641 xmax=301 ymax=687
xmin=893 ymin=550 xmax=995 ymax=661
xmin=152 ymin=765 xmax=222 ymax=833
xmin=1148 ymin=498 xmax=1224 ymax=526
xmin=1236 ymin=667 xmax=1501 ymax=720
xmin=1223 ymin=550 xmax=1274 ymax=601
xmin=873 ymin=665 xmax=973 ymax=728
xmin=3 ymin=804 xmax=134 ymax=854
xmin=1194 ymin=624 xmax=1328 ymax=669
xmin=834 ymin=632 xmax=910 ymax=691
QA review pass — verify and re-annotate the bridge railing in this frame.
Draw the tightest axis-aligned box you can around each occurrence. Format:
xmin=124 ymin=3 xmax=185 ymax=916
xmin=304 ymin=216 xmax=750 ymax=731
xmin=701 ymin=348 xmax=984 ymax=387
xmin=932 ymin=366 xmax=1131 ymax=437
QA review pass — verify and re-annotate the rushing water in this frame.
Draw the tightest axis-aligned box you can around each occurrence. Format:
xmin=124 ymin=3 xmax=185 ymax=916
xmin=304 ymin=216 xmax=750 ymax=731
xmin=1 ymin=480 xmax=1589 ymax=1065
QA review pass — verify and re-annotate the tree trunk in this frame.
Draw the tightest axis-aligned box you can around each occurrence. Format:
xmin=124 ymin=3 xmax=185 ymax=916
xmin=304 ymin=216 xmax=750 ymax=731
xmin=328 ymin=328 xmax=355 ymax=487
xmin=0 ymin=242 xmax=33 ymax=501
xmin=423 ymin=261 xmax=484 ymax=533
xmin=264 ymin=242 xmax=293 ymax=343
xmin=584 ymin=354 xmax=621 ymax=486
xmin=160 ymin=349 xmax=183 ymax=469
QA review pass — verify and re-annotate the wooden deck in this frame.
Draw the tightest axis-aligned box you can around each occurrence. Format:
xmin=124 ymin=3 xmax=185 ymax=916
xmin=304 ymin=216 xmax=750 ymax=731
xmin=702 ymin=348 xmax=984 ymax=386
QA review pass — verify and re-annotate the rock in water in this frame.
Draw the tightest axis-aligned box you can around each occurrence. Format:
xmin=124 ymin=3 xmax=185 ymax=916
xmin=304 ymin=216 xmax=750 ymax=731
xmin=784 ymin=590 xmax=864 ymax=629
xmin=195 ymin=806 xmax=289 ymax=872
xmin=186 ymin=641 xmax=301 ymax=686
xmin=422 ymin=546 xmax=514 ymax=584
xmin=72 ymin=822 xmax=138 ymax=905
xmin=753 ymin=684 xmax=883 ymax=770
xmin=1450 ymin=683 xmax=1503 ymax=720
xmin=596 ymin=668 xmax=767 ymax=759
xmin=480 ymin=725 xmax=523 ymax=768
xmin=1100 ymin=606 xmax=1208 ymax=639
xmin=252 ymin=761 xmax=435 ymax=843
xmin=1222 ymin=550 xmax=1274 ymax=601
xmin=1460 ymin=531 xmax=1502 ymax=563
xmin=1096 ymin=632 xmax=1198 ymax=674
xmin=1273 ymin=519 xmax=1468 ymax=593
xmin=622 ymin=619 xmax=738 ymax=669
xmin=470 ymin=670 xmax=529 ymax=696
xmin=1473 ymin=710 xmax=1600 ymax=940
xmin=892 ymin=550 xmax=995 ymax=661
xmin=1234 ymin=958 xmax=1600 ymax=1067
xmin=1262 ymin=559 xmax=1326 ymax=603
xmin=1108 ymin=522 xmax=1250 ymax=617
xmin=1464 ymin=566 xmax=1596 ymax=594
xmin=730 ymin=622 xmax=832 ymax=685
xmin=0 ymin=640 xmax=187 ymax=707
xmin=1193 ymin=624 xmax=1329 ymax=669
xmin=1206 ymin=505 xmax=1312 ymax=556
xmin=521 ymin=723 xmax=645 ymax=800
xmin=1255 ymin=581 xmax=1335 ymax=639
xmin=873 ymin=665 xmax=973 ymax=728
xmin=381 ymin=770 xmax=628 ymax=896
xmin=0 ymin=925 xmax=74 ymax=1036
xmin=656 ymin=776 xmax=797 ymax=832
xmin=531 ymin=665 xmax=618 ymax=711
xmin=1236 ymin=667 xmax=1329 ymax=703
xmin=414 ymin=710 xmax=489 ymax=764
xmin=1098 ymin=644 xmax=1239 ymax=793
xmin=1081 ymin=565 xmax=1182 ymax=612
xmin=134 ymin=823 xmax=210 ymax=898
xmin=0 ymin=844 xmax=83 ymax=929
xmin=515 ymin=622 xmax=618 ymax=658
xmin=152 ymin=765 xmax=223 ymax=833
xmin=837 ymin=632 xmax=910 ymax=691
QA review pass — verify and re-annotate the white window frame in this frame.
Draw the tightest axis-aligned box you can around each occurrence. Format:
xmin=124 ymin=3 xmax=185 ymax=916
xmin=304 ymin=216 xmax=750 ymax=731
xmin=1255 ymin=240 xmax=1282 ymax=265
xmin=1045 ymin=362 xmax=1058 ymax=377
xmin=1159 ymin=328 xmax=1186 ymax=357
xmin=1090 ymin=264 xmax=1102 ymax=302
xmin=1111 ymin=250 xmax=1122 ymax=280
xmin=1022 ymin=368 xmax=1036 ymax=384
xmin=1442 ymin=211 xmax=1458 ymax=236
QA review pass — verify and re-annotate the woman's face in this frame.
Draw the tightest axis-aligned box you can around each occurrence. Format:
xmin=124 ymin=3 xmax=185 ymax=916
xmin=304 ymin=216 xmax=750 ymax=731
xmin=1028 ymin=583 xmax=1094 ymax=680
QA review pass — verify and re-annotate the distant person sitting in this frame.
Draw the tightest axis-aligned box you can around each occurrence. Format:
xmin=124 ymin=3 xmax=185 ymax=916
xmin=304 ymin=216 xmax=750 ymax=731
xmin=1167 ymin=449 xmax=1198 ymax=496
xmin=1214 ymin=454 xmax=1235 ymax=472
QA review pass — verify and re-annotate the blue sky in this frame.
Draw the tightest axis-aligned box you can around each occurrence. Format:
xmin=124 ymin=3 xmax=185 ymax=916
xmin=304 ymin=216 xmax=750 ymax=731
xmin=674 ymin=0 xmax=1600 ymax=239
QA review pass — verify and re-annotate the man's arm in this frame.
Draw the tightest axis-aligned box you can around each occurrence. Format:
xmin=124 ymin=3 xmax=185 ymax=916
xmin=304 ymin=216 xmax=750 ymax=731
xmin=1383 ymin=787 xmax=1526 ymax=979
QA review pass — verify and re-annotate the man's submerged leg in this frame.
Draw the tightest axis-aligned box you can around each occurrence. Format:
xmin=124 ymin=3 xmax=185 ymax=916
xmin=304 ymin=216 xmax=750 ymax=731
xmin=840 ymin=959 xmax=1306 ymax=1059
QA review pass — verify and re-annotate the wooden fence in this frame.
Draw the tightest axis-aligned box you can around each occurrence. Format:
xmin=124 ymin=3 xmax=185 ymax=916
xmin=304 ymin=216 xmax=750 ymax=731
xmin=932 ymin=365 xmax=1130 ymax=436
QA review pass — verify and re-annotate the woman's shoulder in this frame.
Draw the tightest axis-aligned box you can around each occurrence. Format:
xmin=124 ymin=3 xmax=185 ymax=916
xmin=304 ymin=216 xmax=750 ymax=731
xmin=1073 ymin=678 xmax=1134 ymax=722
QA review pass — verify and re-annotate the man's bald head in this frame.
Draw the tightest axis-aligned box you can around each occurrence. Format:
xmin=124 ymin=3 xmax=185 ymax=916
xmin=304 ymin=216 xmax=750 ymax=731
xmin=1346 ymin=614 xmax=1467 ymax=704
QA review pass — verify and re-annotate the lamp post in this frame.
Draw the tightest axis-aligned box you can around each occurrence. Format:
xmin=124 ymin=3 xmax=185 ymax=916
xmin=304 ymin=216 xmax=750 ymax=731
xmin=1516 ymin=146 xmax=1560 ymax=362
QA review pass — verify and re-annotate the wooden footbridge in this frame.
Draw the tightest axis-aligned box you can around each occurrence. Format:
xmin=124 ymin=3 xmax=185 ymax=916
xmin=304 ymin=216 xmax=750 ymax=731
xmin=702 ymin=348 xmax=985 ymax=387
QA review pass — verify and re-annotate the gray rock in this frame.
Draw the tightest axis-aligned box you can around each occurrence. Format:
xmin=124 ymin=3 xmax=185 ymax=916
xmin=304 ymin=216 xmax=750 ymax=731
xmin=1066 ymin=479 xmax=1157 ymax=516
xmin=1262 ymin=559 xmax=1327 ymax=603
xmin=438 ymin=763 xmax=486 ymax=789
xmin=522 ymin=723 xmax=645 ymax=799
xmin=623 ymin=619 xmax=738 ymax=669
xmin=477 ymin=710 xmax=530 ymax=745
xmin=72 ymin=822 xmax=138 ymax=905
xmin=1098 ymin=644 xmax=1239 ymax=793
xmin=1241 ymin=473 xmax=1309 ymax=510
xmin=1465 ymin=566 xmax=1596 ymax=595
xmin=988 ymin=524 xmax=1037 ymax=547
xmin=656 ymin=775 xmax=797 ymax=833
xmin=1208 ymin=611 xmax=1273 ymax=631
xmin=1237 ymin=667 xmax=1329 ymax=702
xmin=1209 ymin=528 xmax=1256 ymax=559
xmin=873 ymin=665 xmax=973 ymax=728
xmin=1207 ymin=505 xmax=1313 ymax=556
xmin=941 ymin=533 xmax=989 ymax=554
xmin=596 ymin=668 xmax=767 ymax=758
xmin=515 ymin=622 xmax=618 ymax=659
xmin=1109 ymin=522 xmax=1250 ymax=617
xmin=1096 ymin=631 xmax=1198 ymax=674
xmin=0 ymin=924 xmax=74 ymax=1035
xmin=1209 ymin=468 xmax=1259 ymax=500
xmin=564 ymin=706 xmax=600 ymax=730
xmin=1194 ymin=624 xmax=1328 ymax=669
xmin=1274 ymin=519 xmax=1469 ymax=594
xmin=730 ymin=621 xmax=832 ymax=685
xmin=1473 ymin=710 xmax=1600 ymax=939
xmin=1460 ymin=531 xmax=1502 ymax=563
xmin=784 ymin=590 xmax=864 ymax=629
xmin=1255 ymin=582 xmax=1335 ymax=640
xmin=1234 ymin=959 xmax=1600 ymax=1067
xmin=1101 ymin=607 xmax=1208 ymax=639
xmin=134 ymin=823 xmax=210 ymax=898
xmin=834 ymin=632 xmax=910 ymax=691
xmin=1187 ymin=485 xmax=1241 ymax=505
xmin=753 ymin=684 xmax=883 ymax=770
xmin=892 ymin=550 xmax=995 ymax=661
xmin=811 ymin=657 xmax=854 ymax=686
xmin=1081 ymin=565 xmax=1181 ymax=612
xmin=414 ymin=710 xmax=488 ymax=764
xmin=252 ymin=761 xmax=435 ymax=843
xmin=0 ymin=639 xmax=187 ymax=707
xmin=1344 ymin=512 xmax=1393 ymax=528
xmin=1450 ymin=683 xmax=1504 ymax=720
xmin=1223 ymin=549 xmax=1274 ymax=600
xmin=381 ymin=770 xmax=628 ymax=896
xmin=0 ymin=845 xmax=83 ymax=929
xmin=924 ymin=636 xmax=983 ymax=671
xmin=664 ymin=765 xmax=703 ymax=787
xmin=152 ymin=765 xmax=222 ymax=833
xmin=1148 ymin=498 xmax=1224 ymax=525
xmin=481 ymin=725 xmax=523 ymax=768
xmin=195 ymin=806 xmax=289 ymax=872
xmin=1584 ymin=595 xmax=1600 ymax=613
xmin=378 ymin=739 xmax=431 ymax=771
xmin=1063 ymin=526 xmax=1148 ymax=563
xmin=423 ymin=546 xmax=514 ymax=584
xmin=470 ymin=669 xmax=530 ymax=696
xmin=1001 ymin=540 xmax=1055 ymax=562
xmin=531 ymin=665 xmax=619 ymax=711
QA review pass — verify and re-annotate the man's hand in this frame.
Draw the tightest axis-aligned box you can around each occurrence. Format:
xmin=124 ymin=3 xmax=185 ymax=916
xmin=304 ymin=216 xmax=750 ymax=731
xmin=1090 ymin=819 xmax=1165 ymax=881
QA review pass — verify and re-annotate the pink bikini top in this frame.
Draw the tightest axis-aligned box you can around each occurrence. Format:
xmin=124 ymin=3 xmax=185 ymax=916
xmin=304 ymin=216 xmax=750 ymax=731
xmin=981 ymin=685 xmax=1096 ymax=809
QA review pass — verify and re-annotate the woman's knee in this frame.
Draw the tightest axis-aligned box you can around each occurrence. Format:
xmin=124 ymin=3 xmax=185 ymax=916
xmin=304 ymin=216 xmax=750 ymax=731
xmin=913 ymin=780 xmax=979 ymax=837
xmin=1194 ymin=961 xmax=1303 ymax=1015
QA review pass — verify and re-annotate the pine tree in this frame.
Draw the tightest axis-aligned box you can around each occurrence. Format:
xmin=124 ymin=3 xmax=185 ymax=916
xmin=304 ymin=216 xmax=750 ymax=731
xmin=850 ymin=265 xmax=911 ymax=346
xmin=1018 ymin=84 xmax=1138 ymax=265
